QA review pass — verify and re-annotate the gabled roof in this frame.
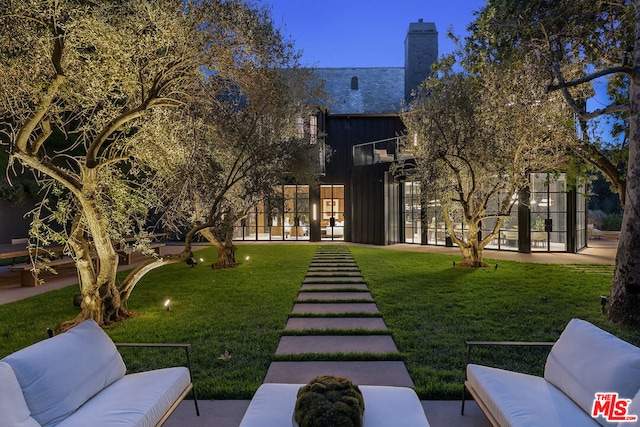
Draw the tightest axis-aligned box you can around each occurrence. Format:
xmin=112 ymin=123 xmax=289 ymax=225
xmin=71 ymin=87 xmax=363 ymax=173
xmin=315 ymin=67 xmax=404 ymax=115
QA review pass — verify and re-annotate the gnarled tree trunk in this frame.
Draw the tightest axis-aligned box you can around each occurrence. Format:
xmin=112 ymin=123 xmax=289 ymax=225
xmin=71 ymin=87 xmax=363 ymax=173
xmin=608 ymin=26 xmax=640 ymax=326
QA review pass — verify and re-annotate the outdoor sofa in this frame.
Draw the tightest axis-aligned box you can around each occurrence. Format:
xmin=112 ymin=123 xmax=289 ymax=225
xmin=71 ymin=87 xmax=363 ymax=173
xmin=0 ymin=319 xmax=198 ymax=427
xmin=462 ymin=318 xmax=640 ymax=426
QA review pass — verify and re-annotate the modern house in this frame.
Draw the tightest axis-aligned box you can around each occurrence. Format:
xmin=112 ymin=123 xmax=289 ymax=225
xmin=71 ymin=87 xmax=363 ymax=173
xmin=233 ymin=19 xmax=588 ymax=253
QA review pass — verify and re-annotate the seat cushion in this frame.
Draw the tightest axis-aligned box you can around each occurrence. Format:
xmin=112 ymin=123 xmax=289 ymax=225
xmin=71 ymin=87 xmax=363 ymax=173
xmin=58 ymin=367 xmax=191 ymax=427
xmin=3 ymin=319 xmax=126 ymax=427
xmin=0 ymin=361 xmax=40 ymax=427
xmin=467 ymin=364 xmax=599 ymax=427
xmin=544 ymin=318 xmax=640 ymax=425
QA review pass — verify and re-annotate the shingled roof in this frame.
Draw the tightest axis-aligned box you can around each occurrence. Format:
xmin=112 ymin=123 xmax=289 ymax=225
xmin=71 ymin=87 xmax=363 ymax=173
xmin=315 ymin=67 xmax=405 ymax=115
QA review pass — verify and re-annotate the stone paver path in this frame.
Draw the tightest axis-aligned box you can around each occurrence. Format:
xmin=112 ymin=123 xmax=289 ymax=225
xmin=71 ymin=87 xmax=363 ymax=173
xmin=264 ymin=245 xmax=414 ymax=387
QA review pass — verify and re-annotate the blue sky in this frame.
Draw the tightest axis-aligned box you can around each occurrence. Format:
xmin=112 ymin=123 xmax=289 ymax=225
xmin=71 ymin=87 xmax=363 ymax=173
xmin=259 ymin=1 xmax=487 ymax=67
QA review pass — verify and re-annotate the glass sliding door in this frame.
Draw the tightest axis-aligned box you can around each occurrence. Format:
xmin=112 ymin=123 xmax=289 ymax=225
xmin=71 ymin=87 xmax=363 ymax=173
xmin=321 ymin=185 xmax=345 ymax=240
xmin=530 ymin=173 xmax=568 ymax=252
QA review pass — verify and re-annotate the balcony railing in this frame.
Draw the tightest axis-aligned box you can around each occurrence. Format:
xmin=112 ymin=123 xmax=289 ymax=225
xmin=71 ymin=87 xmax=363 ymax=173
xmin=352 ymin=136 xmax=413 ymax=166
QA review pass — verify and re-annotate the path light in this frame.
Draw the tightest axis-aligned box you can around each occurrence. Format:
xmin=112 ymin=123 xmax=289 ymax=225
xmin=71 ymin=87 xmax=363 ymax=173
xmin=199 ymin=258 xmax=204 ymax=263
xmin=600 ymin=295 xmax=608 ymax=314
xmin=186 ymin=257 xmax=197 ymax=267
xmin=245 ymin=256 xmax=250 ymax=262
xmin=164 ymin=299 xmax=171 ymax=311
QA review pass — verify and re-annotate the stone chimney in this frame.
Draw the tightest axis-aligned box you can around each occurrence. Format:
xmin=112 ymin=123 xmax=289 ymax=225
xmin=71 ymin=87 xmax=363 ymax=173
xmin=404 ymin=19 xmax=438 ymax=104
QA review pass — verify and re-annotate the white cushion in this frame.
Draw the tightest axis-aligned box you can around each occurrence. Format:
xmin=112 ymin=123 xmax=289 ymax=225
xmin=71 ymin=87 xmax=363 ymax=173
xmin=3 ymin=319 xmax=126 ymax=427
xmin=0 ymin=361 xmax=40 ymax=427
xmin=58 ymin=367 xmax=191 ymax=427
xmin=544 ymin=318 xmax=640 ymax=423
xmin=467 ymin=364 xmax=599 ymax=427
xmin=239 ymin=383 xmax=429 ymax=427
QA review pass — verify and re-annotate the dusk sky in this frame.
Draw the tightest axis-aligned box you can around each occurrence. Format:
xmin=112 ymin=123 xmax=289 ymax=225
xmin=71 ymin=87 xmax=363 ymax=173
xmin=259 ymin=1 xmax=488 ymax=68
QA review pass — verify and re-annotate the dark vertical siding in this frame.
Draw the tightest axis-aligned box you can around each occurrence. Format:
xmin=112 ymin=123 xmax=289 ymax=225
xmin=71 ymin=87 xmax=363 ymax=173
xmin=323 ymin=114 xmax=406 ymax=245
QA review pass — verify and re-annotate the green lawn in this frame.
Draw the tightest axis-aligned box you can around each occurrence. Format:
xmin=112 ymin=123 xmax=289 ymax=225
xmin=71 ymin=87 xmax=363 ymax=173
xmin=351 ymin=246 xmax=640 ymax=398
xmin=1 ymin=244 xmax=638 ymax=400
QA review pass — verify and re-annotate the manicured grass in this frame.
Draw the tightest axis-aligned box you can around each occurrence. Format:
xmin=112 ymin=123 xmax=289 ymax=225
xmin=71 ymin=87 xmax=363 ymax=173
xmin=350 ymin=246 xmax=640 ymax=399
xmin=1 ymin=244 xmax=639 ymax=401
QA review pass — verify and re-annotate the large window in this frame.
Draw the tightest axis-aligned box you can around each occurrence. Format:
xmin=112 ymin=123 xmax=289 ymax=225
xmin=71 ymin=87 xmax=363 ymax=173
xmin=424 ymin=198 xmax=447 ymax=246
xmin=404 ymin=181 xmax=422 ymax=243
xmin=483 ymin=192 xmax=519 ymax=251
xmin=234 ymin=185 xmax=310 ymax=241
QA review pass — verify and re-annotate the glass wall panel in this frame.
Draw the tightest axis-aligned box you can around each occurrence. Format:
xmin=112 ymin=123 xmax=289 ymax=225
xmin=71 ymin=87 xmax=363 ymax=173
xmin=233 ymin=186 xmax=310 ymax=241
xmin=425 ymin=198 xmax=446 ymax=245
xmin=576 ymin=184 xmax=587 ymax=250
xmin=530 ymin=173 xmax=567 ymax=251
xmin=404 ymin=181 xmax=422 ymax=244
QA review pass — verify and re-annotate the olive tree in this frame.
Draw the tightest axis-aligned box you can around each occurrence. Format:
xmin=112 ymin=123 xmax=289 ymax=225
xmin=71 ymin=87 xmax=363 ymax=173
xmin=158 ymin=24 xmax=322 ymax=269
xmin=466 ymin=0 xmax=640 ymax=325
xmin=405 ymin=58 xmax=572 ymax=267
xmin=0 ymin=0 xmax=289 ymax=329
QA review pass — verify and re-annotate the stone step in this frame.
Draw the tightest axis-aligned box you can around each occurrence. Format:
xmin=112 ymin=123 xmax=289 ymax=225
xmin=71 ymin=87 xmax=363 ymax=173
xmin=296 ymin=292 xmax=373 ymax=301
xmin=307 ymin=267 xmax=361 ymax=272
xmin=308 ymin=263 xmax=357 ymax=267
xmin=264 ymin=361 xmax=414 ymax=387
xmin=305 ymin=271 xmax=363 ymax=277
xmin=300 ymin=284 xmax=369 ymax=291
xmin=275 ymin=335 xmax=398 ymax=355
xmin=292 ymin=303 xmax=379 ymax=314
xmin=285 ymin=317 xmax=387 ymax=331
xmin=303 ymin=276 xmax=364 ymax=283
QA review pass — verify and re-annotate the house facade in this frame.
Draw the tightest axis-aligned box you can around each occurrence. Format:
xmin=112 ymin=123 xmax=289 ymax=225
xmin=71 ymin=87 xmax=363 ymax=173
xmin=233 ymin=19 xmax=588 ymax=253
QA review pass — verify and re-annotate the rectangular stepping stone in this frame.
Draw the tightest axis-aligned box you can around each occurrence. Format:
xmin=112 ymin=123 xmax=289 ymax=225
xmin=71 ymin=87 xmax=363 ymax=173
xmin=292 ymin=303 xmax=379 ymax=314
xmin=301 ymin=284 xmax=369 ymax=291
xmin=285 ymin=317 xmax=387 ymax=331
xmin=306 ymin=272 xmax=362 ymax=277
xmin=275 ymin=335 xmax=398 ymax=355
xmin=304 ymin=276 xmax=364 ymax=283
xmin=297 ymin=292 xmax=373 ymax=301
xmin=264 ymin=361 xmax=414 ymax=387
xmin=307 ymin=267 xmax=360 ymax=272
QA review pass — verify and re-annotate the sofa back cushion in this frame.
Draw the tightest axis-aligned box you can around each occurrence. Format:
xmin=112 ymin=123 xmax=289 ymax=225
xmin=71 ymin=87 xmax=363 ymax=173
xmin=0 ymin=361 xmax=40 ymax=427
xmin=544 ymin=319 xmax=640 ymax=425
xmin=3 ymin=319 xmax=126 ymax=427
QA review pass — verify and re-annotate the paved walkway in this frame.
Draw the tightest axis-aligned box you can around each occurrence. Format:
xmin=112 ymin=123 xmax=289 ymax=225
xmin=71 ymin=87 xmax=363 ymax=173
xmin=264 ymin=245 xmax=415 ymax=387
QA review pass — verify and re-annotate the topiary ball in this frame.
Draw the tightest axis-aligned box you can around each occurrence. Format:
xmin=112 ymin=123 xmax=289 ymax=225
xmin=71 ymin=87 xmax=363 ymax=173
xmin=294 ymin=375 xmax=365 ymax=427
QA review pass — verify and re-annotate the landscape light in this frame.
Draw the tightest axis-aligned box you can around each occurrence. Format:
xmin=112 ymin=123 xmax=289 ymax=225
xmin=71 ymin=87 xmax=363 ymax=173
xmin=245 ymin=256 xmax=250 ymax=261
xmin=164 ymin=299 xmax=171 ymax=311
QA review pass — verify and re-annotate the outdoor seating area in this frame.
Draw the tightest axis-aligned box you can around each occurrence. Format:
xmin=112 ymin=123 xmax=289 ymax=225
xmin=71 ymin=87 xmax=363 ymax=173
xmin=462 ymin=318 xmax=640 ymax=426
xmin=0 ymin=319 xmax=198 ymax=427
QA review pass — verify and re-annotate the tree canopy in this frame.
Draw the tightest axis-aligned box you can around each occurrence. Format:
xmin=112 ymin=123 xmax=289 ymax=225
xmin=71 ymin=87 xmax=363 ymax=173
xmin=0 ymin=0 xmax=317 ymax=329
xmin=466 ymin=0 xmax=640 ymax=326
xmin=405 ymin=57 xmax=572 ymax=266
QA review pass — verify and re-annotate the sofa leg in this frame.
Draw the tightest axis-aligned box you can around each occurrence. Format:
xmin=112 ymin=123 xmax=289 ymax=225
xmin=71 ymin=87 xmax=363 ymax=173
xmin=461 ymin=386 xmax=466 ymax=415
xmin=192 ymin=389 xmax=200 ymax=416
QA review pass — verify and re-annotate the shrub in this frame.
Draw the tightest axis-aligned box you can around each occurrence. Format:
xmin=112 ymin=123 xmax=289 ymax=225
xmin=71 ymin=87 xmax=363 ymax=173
xmin=294 ymin=375 xmax=365 ymax=427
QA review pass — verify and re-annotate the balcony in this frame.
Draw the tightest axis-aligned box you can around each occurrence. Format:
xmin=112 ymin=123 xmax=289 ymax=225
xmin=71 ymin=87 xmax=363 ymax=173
xmin=352 ymin=136 xmax=414 ymax=166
